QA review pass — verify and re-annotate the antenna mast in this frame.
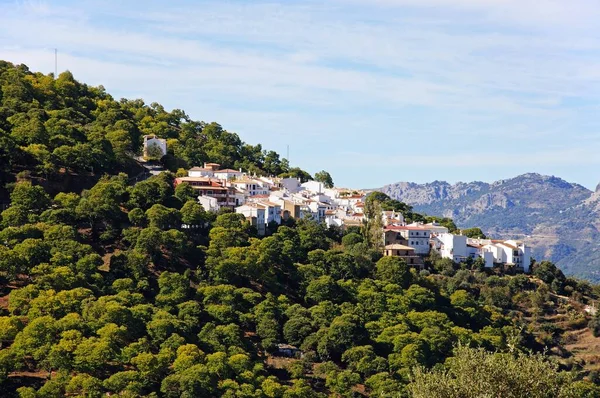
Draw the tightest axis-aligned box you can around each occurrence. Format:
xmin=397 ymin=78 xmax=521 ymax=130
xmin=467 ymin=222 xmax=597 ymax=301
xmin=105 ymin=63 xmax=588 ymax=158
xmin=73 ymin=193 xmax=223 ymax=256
xmin=54 ymin=48 xmax=58 ymax=78
xmin=287 ymin=145 xmax=289 ymax=164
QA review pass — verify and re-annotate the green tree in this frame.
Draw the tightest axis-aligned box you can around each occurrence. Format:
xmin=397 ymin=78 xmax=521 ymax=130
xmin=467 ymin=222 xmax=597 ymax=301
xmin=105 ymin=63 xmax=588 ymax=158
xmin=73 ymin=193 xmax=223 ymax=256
xmin=9 ymin=181 xmax=51 ymax=213
xmin=375 ymin=256 xmax=411 ymax=287
xmin=180 ymin=200 xmax=208 ymax=227
xmin=408 ymin=345 xmax=575 ymax=398
xmin=314 ymin=170 xmax=334 ymax=188
xmin=146 ymin=204 xmax=180 ymax=230
xmin=174 ymin=182 xmax=197 ymax=203
xmin=461 ymin=227 xmax=487 ymax=239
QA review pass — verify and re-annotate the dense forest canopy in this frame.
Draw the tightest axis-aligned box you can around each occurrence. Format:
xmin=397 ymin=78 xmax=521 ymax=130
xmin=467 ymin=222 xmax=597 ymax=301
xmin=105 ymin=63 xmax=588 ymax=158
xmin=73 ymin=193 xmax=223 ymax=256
xmin=1 ymin=61 xmax=600 ymax=397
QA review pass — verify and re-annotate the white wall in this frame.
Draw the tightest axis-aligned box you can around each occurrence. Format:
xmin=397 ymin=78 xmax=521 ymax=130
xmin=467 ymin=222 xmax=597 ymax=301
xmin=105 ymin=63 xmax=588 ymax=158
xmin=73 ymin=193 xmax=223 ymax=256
xmin=281 ymin=178 xmax=301 ymax=193
xmin=189 ymin=170 xmax=214 ymax=178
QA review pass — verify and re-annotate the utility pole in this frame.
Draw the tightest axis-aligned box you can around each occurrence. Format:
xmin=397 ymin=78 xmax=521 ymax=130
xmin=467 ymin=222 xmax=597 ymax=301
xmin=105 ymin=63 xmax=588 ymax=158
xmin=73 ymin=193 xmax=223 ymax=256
xmin=54 ymin=48 xmax=58 ymax=78
xmin=286 ymin=145 xmax=289 ymax=164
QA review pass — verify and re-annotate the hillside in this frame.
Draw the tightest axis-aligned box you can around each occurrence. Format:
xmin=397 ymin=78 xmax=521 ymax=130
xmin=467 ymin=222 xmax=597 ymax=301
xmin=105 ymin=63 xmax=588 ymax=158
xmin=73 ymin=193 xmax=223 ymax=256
xmin=381 ymin=174 xmax=600 ymax=281
xmin=2 ymin=61 xmax=600 ymax=397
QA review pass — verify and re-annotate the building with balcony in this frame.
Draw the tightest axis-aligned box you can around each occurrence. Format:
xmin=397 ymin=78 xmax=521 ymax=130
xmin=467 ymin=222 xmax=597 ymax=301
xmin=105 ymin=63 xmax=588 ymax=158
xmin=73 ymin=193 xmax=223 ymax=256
xmin=174 ymin=176 xmax=238 ymax=209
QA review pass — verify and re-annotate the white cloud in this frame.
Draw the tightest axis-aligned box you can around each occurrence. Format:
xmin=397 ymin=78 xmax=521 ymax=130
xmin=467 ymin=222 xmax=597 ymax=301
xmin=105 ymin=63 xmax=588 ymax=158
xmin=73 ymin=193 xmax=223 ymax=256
xmin=1 ymin=0 xmax=599 ymax=188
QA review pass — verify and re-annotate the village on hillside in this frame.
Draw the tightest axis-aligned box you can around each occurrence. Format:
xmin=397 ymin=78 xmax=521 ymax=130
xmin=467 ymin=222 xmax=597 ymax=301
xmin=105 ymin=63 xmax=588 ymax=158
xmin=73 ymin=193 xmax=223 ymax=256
xmin=145 ymin=137 xmax=533 ymax=272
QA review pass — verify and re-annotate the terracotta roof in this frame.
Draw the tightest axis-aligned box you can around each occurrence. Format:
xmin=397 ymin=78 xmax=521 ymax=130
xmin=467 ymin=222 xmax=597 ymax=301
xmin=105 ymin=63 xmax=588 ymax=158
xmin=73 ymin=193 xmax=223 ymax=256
xmin=189 ymin=167 xmax=212 ymax=171
xmin=249 ymin=194 xmax=270 ymax=199
xmin=215 ymin=169 xmax=241 ymax=173
xmin=467 ymin=244 xmax=483 ymax=249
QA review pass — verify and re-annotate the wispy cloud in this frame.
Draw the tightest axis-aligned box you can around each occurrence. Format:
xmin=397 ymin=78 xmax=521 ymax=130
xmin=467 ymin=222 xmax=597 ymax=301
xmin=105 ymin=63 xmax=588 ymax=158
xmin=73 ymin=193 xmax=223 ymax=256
xmin=1 ymin=0 xmax=599 ymax=189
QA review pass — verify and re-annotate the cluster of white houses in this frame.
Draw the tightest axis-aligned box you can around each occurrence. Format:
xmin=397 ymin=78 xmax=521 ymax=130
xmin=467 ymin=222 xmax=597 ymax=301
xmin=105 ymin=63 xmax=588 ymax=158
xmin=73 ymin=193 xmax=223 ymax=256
xmin=174 ymin=162 xmax=532 ymax=272
xmin=383 ymin=223 xmax=532 ymax=271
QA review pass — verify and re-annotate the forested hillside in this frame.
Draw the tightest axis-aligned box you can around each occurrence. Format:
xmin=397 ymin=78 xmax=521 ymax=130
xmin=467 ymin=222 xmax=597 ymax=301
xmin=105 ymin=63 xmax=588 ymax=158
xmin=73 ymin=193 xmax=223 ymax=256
xmin=0 ymin=61 xmax=311 ymax=201
xmin=1 ymin=61 xmax=600 ymax=397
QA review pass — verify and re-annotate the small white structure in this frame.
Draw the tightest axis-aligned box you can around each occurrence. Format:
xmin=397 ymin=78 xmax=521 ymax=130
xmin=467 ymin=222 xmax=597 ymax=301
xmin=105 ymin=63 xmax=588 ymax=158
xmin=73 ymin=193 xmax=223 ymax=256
xmin=256 ymin=201 xmax=282 ymax=225
xmin=231 ymin=178 xmax=271 ymax=197
xmin=143 ymin=135 xmax=167 ymax=159
xmin=198 ymin=196 xmax=219 ymax=212
xmin=325 ymin=210 xmax=343 ymax=228
xmin=281 ymin=178 xmax=302 ymax=193
xmin=188 ymin=165 xmax=216 ymax=178
xmin=214 ymin=168 xmax=243 ymax=180
xmin=424 ymin=222 xmax=449 ymax=235
xmin=466 ymin=243 xmax=495 ymax=268
xmin=307 ymin=201 xmax=327 ymax=222
xmin=236 ymin=204 xmax=266 ymax=236
xmin=382 ymin=211 xmax=404 ymax=226
xmin=435 ymin=233 xmax=468 ymax=262
xmin=302 ymin=180 xmax=326 ymax=195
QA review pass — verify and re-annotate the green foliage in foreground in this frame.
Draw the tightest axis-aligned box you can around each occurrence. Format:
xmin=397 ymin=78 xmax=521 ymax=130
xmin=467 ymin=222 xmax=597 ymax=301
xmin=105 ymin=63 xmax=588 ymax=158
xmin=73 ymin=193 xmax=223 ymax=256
xmin=409 ymin=345 xmax=600 ymax=398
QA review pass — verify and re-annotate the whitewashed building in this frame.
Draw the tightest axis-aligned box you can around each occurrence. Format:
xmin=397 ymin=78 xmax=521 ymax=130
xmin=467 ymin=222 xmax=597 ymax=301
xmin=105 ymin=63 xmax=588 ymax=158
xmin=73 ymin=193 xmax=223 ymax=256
xmin=236 ymin=204 xmax=266 ymax=235
xmin=214 ymin=168 xmax=243 ymax=180
xmin=385 ymin=226 xmax=431 ymax=255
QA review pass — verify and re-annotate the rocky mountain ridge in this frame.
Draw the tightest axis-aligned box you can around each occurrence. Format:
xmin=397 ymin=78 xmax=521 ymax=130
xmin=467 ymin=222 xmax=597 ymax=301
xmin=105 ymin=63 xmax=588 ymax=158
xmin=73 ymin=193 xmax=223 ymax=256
xmin=381 ymin=173 xmax=600 ymax=281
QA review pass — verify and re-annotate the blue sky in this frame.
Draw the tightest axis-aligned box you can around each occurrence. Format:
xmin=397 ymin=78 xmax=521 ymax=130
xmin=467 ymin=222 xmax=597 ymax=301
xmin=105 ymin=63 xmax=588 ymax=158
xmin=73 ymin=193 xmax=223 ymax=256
xmin=1 ymin=0 xmax=600 ymax=190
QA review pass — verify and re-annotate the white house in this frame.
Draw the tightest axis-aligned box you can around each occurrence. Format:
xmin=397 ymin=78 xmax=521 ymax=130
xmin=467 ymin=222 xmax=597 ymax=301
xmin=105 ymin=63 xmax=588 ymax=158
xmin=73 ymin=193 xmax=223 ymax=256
xmin=214 ymin=168 xmax=243 ymax=180
xmin=198 ymin=196 xmax=219 ymax=212
xmin=385 ymin=226 xmax=431 ymax=255
xmin=188 ymin=162 xmax=222 ymax=178
xmin=424 ymin=222 xmax=449 ymax=235
xmin=281 ymin=178 xmax=302 ymax=193
xmin=255 ymin=201 xmax=282 ymax=225
xmin=302 ymin=180 xmax=326 ymax=195
xmin=325 ymin=210 xmax=343 ymax=228
xmin=466 ymin=243 xmax=495 ymax=268
xmin=333 ymin=195 xmax=365 ymax=212
xmin=231 ymin=178 xmax=271 ymax=197
xmin=236 ymin=204 xmax=266 ymax=236
xmin=497 ymin=240 xmax=532 ymax=271
xmin=435 ymin=233 xmax=468 ymax=262
xmin=382 ymin=211 xmax=404 ymax=226
xmin=188 ymin=167 xmax=215 ymax=178
xmin=143 ymin=135 xmax=167 ymax=159
xmin=307 ymin=201 xmax=328 ymax=222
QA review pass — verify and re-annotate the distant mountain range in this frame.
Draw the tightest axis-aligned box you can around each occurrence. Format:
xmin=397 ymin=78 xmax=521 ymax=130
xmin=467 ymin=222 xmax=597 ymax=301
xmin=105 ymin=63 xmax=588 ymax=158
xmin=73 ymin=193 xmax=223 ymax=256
xmin=380 ymin=173 xmax=600 ymax=281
